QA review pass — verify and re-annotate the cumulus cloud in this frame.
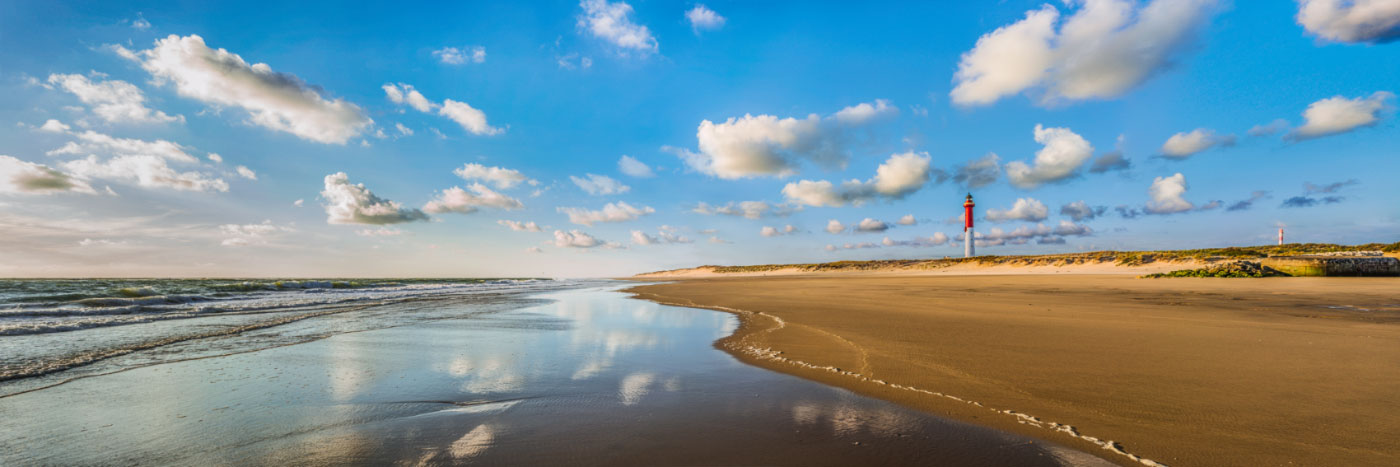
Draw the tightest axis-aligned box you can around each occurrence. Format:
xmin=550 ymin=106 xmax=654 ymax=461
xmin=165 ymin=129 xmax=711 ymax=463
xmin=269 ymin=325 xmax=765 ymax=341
xmin=781 ymin=152 xmax=932 ymax=207
xmin=1088 ymin=150 xmax=1131 ymax=173
xmin=825 ymin=219 xmax=845 ymax=234
xmin=760 ymin=225 xmax=799 ymax=237
xmin=383 ymin=82 xmax=504 ymax=136
xmin=986 ymin=197 xmax=1049 ymax=222
xmin=1289 ymin=92 xmax=1393 ymax=140
xmin=220 ymin=220 xmax=293 ymax=246
xmin=897 ymin=214 xmax=917 ymax=226
xmin=692 ymin=200 xmax=800 ymax=219
xmin=47 ymin=73 xmax=181 ymax=124
xmin=321 ymin=172 xmax=429 ymax=224
xmin=38 ymin=119 xmax=72 ymax=133
xmin=558 ymin=201 xmax=654 ymax=226
xmin=1160 ymin=128 xmax=1235 ymax=158
xmin=952 ymin=153 xmax=1001 ymax=188
xmin=123 ymin=34 xmax=371 ymax=144
xmin=454 ymin=163 xmax=533 ymax=189
xmin=433 ymin=46 xmax=486 ymax=65
xmin=1059 ymin=200 xmax=1106 ymax=221
xmin=423 ymin=183 xmax=524 ymax=214
xmin=1005 ymin=125 xmax=1094 ymax=188
xmin=0 ymin=155 xmax=95 ymax=195
xmin=1297 ymin=0 xmax=1400 ymax=43
xmin=578 ymin=0 xmax=658 ymax=54
xmin=617 ymin=155 xmax=654 ymax=177
xmin=854 ymin=218 xmax=890 ymax=233
xmin=553 ymin=229 xmax=616 ymax=249
xmin=1144 ymin=173 xmax=1193 ymax=215
xmin=676 ymin=99 xmax=897 ymax=179
xmin=570 ymin=173 xmax=630 ymax=195
xmin=498 ymin=220 xmax=543 ymax=232
xmin=395 ymin=123 xmax=414 ymax=136
xmin=686 ymin=5 xmax=726 ymax=33
xmin=951 ymin=0 xmax=1217 ymax=106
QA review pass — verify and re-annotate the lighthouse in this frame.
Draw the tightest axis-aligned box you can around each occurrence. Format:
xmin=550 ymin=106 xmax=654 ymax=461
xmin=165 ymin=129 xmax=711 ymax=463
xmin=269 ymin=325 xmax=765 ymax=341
xmin=964 ymin=193 xmax=975 ymax=258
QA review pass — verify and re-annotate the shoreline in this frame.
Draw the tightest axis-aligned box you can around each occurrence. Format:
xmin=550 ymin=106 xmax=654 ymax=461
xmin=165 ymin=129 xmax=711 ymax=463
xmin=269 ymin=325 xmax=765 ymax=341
xmin=625 ymin=274 xmax=1400 ymax=466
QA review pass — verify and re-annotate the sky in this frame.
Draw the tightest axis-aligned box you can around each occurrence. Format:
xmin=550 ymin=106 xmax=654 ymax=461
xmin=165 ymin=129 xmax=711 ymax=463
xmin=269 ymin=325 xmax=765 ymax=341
xmin=0 ymin=0 xmax=1397 ymax=278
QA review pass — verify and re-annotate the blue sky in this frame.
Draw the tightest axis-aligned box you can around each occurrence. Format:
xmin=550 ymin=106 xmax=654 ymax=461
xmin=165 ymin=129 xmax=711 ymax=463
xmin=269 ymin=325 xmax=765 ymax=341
xmin=0 ymin=0 xmax=1396 ymax=277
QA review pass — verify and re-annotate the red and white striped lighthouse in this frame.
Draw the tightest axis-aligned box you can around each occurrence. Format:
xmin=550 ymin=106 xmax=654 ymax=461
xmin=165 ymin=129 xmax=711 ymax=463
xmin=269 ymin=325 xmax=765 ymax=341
xmin=964 ymin=193 xmax=975 ymax=258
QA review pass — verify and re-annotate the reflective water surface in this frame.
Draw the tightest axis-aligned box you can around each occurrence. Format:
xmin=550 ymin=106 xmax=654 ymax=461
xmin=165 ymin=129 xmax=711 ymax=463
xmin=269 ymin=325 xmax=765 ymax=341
xmin=0 ymin=286 xmax=1108 ymax=466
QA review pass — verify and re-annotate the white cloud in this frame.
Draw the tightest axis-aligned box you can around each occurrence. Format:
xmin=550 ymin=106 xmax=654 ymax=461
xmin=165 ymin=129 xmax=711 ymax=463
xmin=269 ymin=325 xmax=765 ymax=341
xmin=617 ymin=155 xmax=654 ymax=177
xmin=986 ymin=197 xmax=1049 ymax=222
xmin=1145 ymin=173 xmax=1193 ymax=214
xmin=686 ymin=5 xmax=726 ymax=32
xmin=558 ymin=201 xmax=653 ymax=225
xmin=1005 ymin=125 xmax=1094 ymax=188
xmin=0 ymin=155 xmax=95 ymax=195
xmin=692 ymin=200 xmax=800 ymax=219
xmin=47 ymin=74 xmax=181 ymax=124
xmin=781 ymin=152 xmax=932 ymax=207
xmin=395 ymin=123 xmax=414 ymax=136
xmin=383 ymin=83 xmax=503 ymax=136
xmin=855 ymin=218 xmax=889 ymax=233
xmin=423 ymin=183 xmax=524 ymax=214
xmin=439 ymin=99 xmax=504 ymax=136
xmin=760 ymin=225 xmax=798 ymax=237
xmin=897 ymin=214 xmax=917 ymax=226
xmin=570 ymin=173 xmax=630 ymax=195
xmin=951 ymin=0 xmax=1217 ymax=106
xmin=206 ymin=153 xmax=223 ymax=163
xmin=880 ymin=233 xmax=950 ymax=247
xmin=1160 ymin=128 xmax=1235 ymax=158
xmin=553 ymin=229 xmax=609 ymax=248
xmin=125 ymin=34 xmax=371 ymax=144
xmin=38 ymin=119 xmax=71 ymax=133
xmin=498 ymin=220 xmax=543 ymax=232
xmin=48 ymin=130 xmax=199 ymax=163
xmin=679 ymin=99 xmax=897 ymax=179
xmin=131 ymin=14 xmax=151 ymax=30
xmin=825 ymin=219 xmax=845 ymax=234
xmin=220 ymin=220 xmax=293 ymax=246
xmin=1297 ymin=0 xmax=1400 ymax=43
xmin=578 ymin=0 xmax=659 ymax=54
xmin=321 ymin=172 xmax=429 ymax=224
xmin=235 ymin=165 xmax=257 ymax=180
xmin=958 ymin=220 xmax=1093 ymax=246
xmin=383 ymin=83 xmax=435 ymax=113
xmin=433 ymin=46 xmax=486 ymax=65
xmin=355 ymin=227 xmax=404 ymax=237
xmin=1289 ymin=92 xmax=1394 ymax=140
xmin=632 ymin=227 xmax=692 ymax=245
xmin=454 ymin=163 xmax=533 ymax=189
xmin=64 ymin=155 xmax=227 ymax=192
xmin=293 ymin=199 xmax=304 ymax=207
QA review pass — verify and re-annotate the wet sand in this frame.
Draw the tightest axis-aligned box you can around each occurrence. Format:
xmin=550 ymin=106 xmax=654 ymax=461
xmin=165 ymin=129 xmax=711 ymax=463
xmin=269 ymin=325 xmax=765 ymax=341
xmin=627 ymin=275 xmax=1400 ymax=466
xmin=0 ymin=286 xmax=1108 ymax=466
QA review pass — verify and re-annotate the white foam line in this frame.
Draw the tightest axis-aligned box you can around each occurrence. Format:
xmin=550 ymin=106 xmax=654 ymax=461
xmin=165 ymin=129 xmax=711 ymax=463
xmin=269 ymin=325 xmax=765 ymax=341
xmin=684 ymin=301 xmax=1168 ymax=467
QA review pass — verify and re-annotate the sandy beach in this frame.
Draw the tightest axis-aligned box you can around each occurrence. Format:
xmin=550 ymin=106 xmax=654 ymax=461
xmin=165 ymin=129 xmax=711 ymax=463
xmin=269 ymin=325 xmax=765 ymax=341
xmin=626 ymin=273 xmax=1400 ymax=466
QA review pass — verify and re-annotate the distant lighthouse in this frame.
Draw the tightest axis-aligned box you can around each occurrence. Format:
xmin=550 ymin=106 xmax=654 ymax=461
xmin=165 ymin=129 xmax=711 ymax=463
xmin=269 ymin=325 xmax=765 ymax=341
xmin=1278 ymin=228 xmax=1284 ymax=246
xmin=964 ymin=193 xmax=976 ymax=258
